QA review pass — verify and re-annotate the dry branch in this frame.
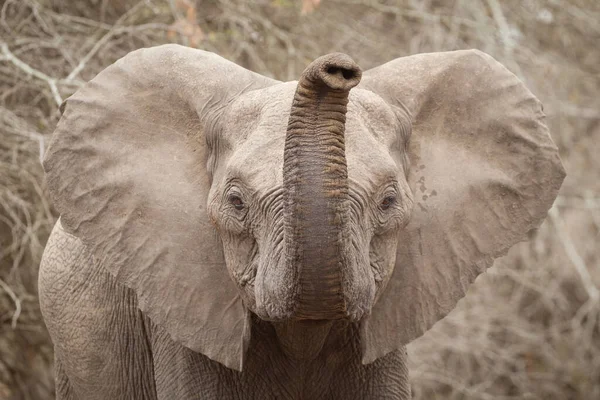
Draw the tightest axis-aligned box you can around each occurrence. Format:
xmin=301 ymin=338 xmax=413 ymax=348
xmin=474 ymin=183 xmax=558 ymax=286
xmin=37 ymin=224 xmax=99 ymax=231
xmin=549 ymin=207 xmax=599 ymax=302
xmin=0 ymin=43 xmax=63 ymax=106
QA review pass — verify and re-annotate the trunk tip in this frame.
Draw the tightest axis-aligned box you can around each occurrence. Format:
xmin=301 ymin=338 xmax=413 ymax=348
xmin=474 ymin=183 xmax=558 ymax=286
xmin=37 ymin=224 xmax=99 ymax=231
xmin=303 ymin=53 xmax=362 ymax=91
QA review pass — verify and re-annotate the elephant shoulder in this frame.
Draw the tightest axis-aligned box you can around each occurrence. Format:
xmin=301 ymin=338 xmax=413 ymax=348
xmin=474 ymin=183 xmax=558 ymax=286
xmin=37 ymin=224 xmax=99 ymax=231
xmin=39 ymin=218 xmax=99 ymax=318
xmin=39 ymin=219 xmax=156 ymax=398
xmin=39 ymin=219 xmax=113 ymax=317
xmin=39 ymin=218 xmax=130 ymax=361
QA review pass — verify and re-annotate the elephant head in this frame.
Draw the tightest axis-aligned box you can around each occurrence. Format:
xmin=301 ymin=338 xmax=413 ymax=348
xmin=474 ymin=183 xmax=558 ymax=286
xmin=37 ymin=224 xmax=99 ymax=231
xmin=44 ymin=45 xmax=565 ymax=371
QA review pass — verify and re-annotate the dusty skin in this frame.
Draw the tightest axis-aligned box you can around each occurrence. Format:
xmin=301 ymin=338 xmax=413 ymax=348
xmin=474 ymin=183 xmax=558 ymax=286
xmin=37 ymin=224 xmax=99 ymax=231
xmin=39 ymin=45 xmax=564 ymax=399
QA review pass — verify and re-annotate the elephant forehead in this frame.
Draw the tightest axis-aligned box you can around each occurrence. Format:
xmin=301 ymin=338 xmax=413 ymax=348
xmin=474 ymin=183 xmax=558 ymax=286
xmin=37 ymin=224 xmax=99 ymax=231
xmin=345 ymin=91 xmax=402 ymax=183
xmin=221 ymin=82 xmax=296 ymax=147
xmin=223 ymin=85 xmax=402 ymax=191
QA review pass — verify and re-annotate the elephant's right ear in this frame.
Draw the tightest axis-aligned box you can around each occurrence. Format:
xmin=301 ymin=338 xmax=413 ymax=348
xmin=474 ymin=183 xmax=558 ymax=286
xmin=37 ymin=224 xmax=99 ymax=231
xmin=44 ymin=45 xmax=278 ymax=370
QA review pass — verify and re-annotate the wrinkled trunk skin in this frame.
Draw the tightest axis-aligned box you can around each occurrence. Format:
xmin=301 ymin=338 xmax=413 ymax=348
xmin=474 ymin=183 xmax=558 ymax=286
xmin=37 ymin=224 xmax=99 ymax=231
xmin=283 ymin=54 xmax=362 ymax=320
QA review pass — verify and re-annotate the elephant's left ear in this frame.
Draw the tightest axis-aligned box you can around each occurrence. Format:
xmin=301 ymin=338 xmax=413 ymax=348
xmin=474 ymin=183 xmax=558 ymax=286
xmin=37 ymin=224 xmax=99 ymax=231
xmin=358 ymin=50 xmax=565 ymax=364
xmin=44 ymin=45 xmax=278 ymax=370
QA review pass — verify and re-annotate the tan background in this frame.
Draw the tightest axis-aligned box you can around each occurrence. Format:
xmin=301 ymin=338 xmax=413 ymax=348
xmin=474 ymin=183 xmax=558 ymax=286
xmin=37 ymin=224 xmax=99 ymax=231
xmin=0 ymin=0 xmax=598 ymax=398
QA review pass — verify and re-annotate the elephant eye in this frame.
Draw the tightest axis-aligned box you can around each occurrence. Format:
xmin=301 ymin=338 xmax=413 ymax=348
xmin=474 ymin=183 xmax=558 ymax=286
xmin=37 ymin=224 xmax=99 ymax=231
xmin=380 ymin=195 xmax=396 ymax=210
xmin=228 ymin=194 xmax=245 ymax=210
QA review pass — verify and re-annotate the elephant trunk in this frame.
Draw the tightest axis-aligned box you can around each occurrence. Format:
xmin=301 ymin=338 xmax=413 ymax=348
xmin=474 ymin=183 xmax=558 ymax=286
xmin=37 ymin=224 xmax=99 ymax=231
xmin=283 ymin=53 xmax=361 ymax=320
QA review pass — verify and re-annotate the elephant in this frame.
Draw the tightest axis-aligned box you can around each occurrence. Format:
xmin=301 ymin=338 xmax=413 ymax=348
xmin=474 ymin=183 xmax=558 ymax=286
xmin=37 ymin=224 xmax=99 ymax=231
xmin=39 ymin=44 xmax=565 ymax=399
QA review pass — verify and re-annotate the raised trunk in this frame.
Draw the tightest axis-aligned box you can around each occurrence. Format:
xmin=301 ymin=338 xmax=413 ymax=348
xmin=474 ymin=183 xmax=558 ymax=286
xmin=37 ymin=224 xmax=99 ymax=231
xmin=283 ymin=53 xmax=361 ymax=320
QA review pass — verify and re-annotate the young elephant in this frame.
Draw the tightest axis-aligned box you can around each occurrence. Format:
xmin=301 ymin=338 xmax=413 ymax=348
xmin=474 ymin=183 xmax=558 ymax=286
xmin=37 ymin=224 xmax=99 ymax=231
xmin=40 ymin=45 xmax=565 ymax=399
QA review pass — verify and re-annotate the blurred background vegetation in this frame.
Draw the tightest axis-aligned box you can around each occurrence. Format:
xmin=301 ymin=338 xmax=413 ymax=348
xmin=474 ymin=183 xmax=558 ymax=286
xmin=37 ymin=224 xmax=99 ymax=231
xmin=0 ymin=0 xmax=598 ymax=399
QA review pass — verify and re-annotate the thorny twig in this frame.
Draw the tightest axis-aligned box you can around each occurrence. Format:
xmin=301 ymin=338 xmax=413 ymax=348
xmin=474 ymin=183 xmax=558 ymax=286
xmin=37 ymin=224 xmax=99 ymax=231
xmin=549 ymin=207 xmax=599 ymax=303
xmin=486 ymin=0 xmax=524 ymax=78
xmin=66 ymin=0 xmax=149 ymax=81
xmin=0 ymin=43 xmax=63 ymax=106
xmin=0 ymin=277 xmax=22 ymax=329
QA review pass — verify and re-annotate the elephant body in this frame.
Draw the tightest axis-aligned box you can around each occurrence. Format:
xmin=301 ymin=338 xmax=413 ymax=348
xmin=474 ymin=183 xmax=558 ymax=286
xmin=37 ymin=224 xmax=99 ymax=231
xmin=40 ymin=45 xmax=564 ymax=399
xmin=41 ymin=221 xmax=410 ymax=399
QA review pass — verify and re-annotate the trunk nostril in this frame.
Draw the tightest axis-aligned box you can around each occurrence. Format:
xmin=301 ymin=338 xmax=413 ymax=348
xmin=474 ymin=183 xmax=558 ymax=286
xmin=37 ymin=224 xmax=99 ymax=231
xmin=326 ymin=66 xmax=357 ymax=80
xmin=342 ymin=69 xmax=356 ymax=80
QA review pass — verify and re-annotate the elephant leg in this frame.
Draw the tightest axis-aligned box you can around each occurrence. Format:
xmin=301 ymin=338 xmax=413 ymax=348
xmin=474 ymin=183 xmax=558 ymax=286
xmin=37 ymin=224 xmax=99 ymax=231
xmin=360 ymin=347 xmax=411 ymax=400
xmin=54 ymin=353 xmax=76 ymax=400
xmin=329 ymin=345 xmax=411 ymax=400
xmin=150 ymin=323 xmax=242 ymax=400
xmin=39 ymin=220 xmax=157 ymax=399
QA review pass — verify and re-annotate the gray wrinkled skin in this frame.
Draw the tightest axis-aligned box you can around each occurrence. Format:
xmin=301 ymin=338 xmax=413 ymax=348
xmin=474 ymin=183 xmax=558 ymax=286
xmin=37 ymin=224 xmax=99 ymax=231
xmin=40 ymin=223 xmax=410 ymax=399
xmin=39 ymin=45 xmax=565 ymax=399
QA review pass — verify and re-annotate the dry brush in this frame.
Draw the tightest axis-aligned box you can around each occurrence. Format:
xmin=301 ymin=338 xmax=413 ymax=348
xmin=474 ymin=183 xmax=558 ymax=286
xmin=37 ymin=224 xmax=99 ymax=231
xmin=0 ymin=0 xmax=598 ymax=399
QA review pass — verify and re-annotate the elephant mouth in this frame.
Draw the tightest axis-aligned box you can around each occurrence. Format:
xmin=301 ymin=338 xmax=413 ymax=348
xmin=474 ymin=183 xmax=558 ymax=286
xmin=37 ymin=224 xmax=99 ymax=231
xmin=246 ymin=233 xmax=378 ymax=323
xmin=234 ymin=225 xmax=381 ymax=323
xmin=369 ymin=251 xmax=386 ymax=284
xmin=251 ymin=259 xmax=375 ymax=324
xmin=235 ymin=243 xmax=259 ymax=288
